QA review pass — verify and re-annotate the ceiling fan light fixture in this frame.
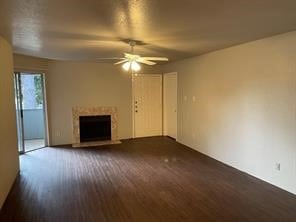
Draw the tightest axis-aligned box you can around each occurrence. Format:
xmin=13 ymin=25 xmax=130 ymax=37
xmin=122 ymin=61 xmax=131 ymax=71
xmin=109 ymin=40 xmax=168 ymax=71
xmin=131 ymin=61 xmax=141 ymax=72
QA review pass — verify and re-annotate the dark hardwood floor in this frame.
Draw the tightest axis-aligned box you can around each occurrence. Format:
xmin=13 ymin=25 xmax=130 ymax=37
xmin=1 ymin=136 xmax=296 ymax=222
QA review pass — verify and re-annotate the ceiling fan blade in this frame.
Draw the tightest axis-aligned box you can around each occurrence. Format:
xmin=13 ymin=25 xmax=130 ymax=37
xmin=114 ymin=59 xmax=128 ymax=65
xmin=136 ymin=59 xmax=156 ymax=65
xmin=140 ymin=57 xmax=169 ymax=61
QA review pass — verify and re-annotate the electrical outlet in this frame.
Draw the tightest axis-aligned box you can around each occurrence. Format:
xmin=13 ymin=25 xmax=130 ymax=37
xmin=275 ymin=163 xmax=281 ymax=171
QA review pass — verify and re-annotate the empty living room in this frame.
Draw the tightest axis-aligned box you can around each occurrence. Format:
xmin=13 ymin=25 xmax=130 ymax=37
xmin=1 ymin=0 xmax=296 ymax=221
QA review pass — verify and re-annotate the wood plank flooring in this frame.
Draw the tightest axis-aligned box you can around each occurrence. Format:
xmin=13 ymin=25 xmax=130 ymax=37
xmin=1 ymin=136 xmax=296 ymax=222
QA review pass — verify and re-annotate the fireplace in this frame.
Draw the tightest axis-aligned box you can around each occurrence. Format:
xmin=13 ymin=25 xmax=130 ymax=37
xmin=79 ymin=115 xmax=111 ymax=142
xmin=72 ymin=106 xmax=119 ymax=147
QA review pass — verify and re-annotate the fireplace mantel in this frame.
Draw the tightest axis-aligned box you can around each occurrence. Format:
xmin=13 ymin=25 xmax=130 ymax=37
xmin=72 ymin=106 xmax=118 ymax=146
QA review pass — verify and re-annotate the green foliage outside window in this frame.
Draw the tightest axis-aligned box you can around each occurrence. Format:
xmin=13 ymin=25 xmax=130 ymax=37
xmin=34 ymin=76 xmax=43 ymax=106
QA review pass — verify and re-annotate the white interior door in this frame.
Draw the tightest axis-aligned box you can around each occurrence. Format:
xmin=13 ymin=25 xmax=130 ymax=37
xmin=133 ymin=74 xmax=162 ymax=138
xmin=163 ymin=72 xmax=177 ymax=139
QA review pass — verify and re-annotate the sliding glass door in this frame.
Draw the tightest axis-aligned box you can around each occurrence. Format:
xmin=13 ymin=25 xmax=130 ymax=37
xmin=14 ymin=72 xmax=47 ymax=153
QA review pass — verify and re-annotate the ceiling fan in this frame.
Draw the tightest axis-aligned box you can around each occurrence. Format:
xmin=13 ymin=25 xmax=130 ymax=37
xmin=98 ymin=41 xmax=169 ymax=72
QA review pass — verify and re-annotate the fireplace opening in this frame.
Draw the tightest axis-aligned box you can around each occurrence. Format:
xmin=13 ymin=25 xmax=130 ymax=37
xmin=79 ymin=115 xmax=111 ymax=142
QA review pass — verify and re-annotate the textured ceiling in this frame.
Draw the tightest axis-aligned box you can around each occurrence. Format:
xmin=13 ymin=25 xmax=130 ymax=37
xmin=1 ymin=0 xmax=296 ymax=61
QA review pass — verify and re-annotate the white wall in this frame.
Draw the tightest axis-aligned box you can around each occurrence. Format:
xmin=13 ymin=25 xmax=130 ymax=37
xmin=14 ymin=53 xmax=49 ymax=72
xmin=46 ymin=61 xmax=132 ymax=145
xmin=162 ymin=31 xmax=296 ymax=194
xmin=0 ymin=37 xmax=19 ymax=208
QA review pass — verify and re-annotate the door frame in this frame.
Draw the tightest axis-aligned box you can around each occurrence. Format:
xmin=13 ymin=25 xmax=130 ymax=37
xmin=163 ymin=72 xmax=178 ymax=140
xmin=132 ymin=73 xmax=163 ymax=138
xmin=14 ymin=71 xmax=50 ymax=153
xmin=14 ymin=73 xmax=25 ymax=153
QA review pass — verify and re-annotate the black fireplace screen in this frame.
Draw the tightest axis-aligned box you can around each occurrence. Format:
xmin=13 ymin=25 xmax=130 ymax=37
xmin=79 ymin=115 xmax=111 ymax=142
